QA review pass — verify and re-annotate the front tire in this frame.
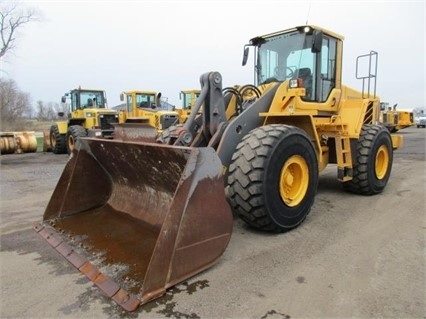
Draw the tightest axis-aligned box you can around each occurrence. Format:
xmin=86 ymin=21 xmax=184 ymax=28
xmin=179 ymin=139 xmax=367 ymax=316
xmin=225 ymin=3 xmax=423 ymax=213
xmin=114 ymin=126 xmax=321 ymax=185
xmin=50 ymin=125 xmax=66 ymax=154
xmin=66 ymin=125 xmax=87 ymax=154
xmin=343 ymin=124 xmax=393 ymax=195
xmin=227 ymin=124 xmax=319 ymax=233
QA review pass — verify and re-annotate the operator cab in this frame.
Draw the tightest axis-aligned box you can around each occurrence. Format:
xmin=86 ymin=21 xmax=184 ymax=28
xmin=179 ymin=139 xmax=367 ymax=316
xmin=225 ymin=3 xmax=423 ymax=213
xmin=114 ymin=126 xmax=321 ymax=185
xmin=62 ymin=89 xmax=107 ymax=111
xmin=243 ymin=25 xmax=341 ymax=103
xmin=135 ymin=93 xmax=157 ymax=109
xmin=180 ymin=90 xmax=201 ymax=110
xmin=122 ymin=92 xmax=160 ymax=112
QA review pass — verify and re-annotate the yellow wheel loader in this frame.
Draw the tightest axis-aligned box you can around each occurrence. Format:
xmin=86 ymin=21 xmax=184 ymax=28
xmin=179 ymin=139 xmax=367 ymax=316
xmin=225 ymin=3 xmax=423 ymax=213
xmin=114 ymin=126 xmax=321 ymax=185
xmin=50 ymin=88 xmax=119 ymax=154
xmin=176 ymin=89 xmax=201 ymax=123
xmin=379 ymin=102 xmax=414 ymax=132
xmin=156 ymin=89 xmax=202 ymax=144
xmin=34 ymin=25 xmax=403 ymax=311
xmin=113 ymin=90 xmax=179 ymax=142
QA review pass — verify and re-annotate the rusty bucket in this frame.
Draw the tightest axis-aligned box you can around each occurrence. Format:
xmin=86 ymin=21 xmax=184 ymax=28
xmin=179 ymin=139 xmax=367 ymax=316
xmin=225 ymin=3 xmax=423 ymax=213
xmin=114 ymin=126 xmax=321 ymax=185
xmin=34 ymin=137 xmax=233 ymax=311
xmin=112 ymin=123 xmax=158 ymax=143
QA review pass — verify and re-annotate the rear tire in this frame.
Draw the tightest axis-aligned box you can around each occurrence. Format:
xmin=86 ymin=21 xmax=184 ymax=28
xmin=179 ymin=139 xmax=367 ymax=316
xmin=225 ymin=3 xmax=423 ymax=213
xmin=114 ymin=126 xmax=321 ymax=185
xmin=66 ymin=125 xmax=87 ymax=154
xmin=227 ymin=124 xmax=319 ymax=233
xmin=50 ymin=125 xmax=66 ymax=154
xmin=343 ymin=124 xmax=393 ymax=195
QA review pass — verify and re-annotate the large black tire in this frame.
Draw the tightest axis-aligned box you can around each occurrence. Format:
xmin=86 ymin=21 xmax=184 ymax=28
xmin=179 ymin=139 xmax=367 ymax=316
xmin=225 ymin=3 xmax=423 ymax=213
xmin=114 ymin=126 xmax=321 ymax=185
xmin=66 ymin=125 xmax=87 ymax=154
xmin=227 ymin=124 xmax=319 ymax=233
xmin=343 ymin=124 xmax=393 ymax=195
xmin=50 ymin=125 xmax=66 ymax=154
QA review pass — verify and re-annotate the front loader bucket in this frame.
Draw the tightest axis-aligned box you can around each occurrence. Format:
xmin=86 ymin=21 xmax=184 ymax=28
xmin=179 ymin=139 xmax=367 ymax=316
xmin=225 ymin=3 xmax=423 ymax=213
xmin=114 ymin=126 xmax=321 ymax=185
xmin=34 ymin=138 xmax=233 ymax=311
xmin=112 ymin=123 xmax=158 ymax=143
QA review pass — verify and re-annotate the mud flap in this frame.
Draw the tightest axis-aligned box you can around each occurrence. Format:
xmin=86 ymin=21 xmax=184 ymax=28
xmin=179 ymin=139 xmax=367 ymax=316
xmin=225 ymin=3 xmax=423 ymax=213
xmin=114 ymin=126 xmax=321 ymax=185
xmin=34 ymin=137 xmax=233 ymax=311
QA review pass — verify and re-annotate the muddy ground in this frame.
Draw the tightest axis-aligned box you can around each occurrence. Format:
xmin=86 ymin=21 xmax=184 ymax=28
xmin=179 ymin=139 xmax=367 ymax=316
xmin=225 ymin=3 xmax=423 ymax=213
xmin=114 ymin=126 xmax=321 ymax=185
xmin=1 ymin=127 xmax=425 ymax=319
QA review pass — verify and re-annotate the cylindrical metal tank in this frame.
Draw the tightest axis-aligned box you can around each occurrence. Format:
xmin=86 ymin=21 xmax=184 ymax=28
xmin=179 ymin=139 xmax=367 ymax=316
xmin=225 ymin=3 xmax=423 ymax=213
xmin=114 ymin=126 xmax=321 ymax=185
xmin=15 ymin=132 xmax=38 ymax=153
xmin=0 ymin=134 xmax=17 ymax=155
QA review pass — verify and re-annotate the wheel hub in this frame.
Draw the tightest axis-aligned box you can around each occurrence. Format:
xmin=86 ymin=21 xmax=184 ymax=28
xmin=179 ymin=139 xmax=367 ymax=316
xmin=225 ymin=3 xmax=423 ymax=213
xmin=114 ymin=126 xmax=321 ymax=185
xmin=279 ymin=155 xmax=309 ymax=207
xmin=375 ymin=145 xmax=389 ymax=179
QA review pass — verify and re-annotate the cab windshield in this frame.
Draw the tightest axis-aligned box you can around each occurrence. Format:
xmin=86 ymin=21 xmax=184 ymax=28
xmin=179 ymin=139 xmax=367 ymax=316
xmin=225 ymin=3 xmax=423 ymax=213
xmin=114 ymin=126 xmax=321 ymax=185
xmin=125 ymin=93 xmax=157 ymax=112
xmin=182 ymin=92 xmax=200 ymax=109
xmin=132 ymin=93 xmax=157 ymax=108
xmin=256 ymin=30 xmax=314 ymax=85
xmin=72 ymin=90 xmax=105 ymax=109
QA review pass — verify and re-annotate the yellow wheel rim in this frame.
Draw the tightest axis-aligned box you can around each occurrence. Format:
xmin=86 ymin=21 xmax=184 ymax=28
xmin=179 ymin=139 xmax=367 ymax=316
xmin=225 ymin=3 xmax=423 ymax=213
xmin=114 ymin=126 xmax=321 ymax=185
xmin=375 ymin=145 xmax=389 ymax=179
xmin=279 ymin=155 xmax=309 ymax=207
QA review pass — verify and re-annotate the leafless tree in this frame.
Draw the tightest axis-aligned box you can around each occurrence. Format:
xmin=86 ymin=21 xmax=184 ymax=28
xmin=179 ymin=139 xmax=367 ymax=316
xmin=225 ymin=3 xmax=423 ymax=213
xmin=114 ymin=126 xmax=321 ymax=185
xmin=35 ymin=100 xmax=48 ymax=120
xmin=0 ymin=77 xmax=32 ymax=130
xmin=36 ymin=100 xmax=67 ymax=120
xmin=0 ymin=1 xmax=39 ymax=59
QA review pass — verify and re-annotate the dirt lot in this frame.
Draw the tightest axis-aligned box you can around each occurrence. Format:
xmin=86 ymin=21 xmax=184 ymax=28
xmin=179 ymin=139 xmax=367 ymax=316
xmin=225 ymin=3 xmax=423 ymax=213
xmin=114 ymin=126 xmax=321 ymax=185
xmin=1 ymin=127 xmax=425 ymax=319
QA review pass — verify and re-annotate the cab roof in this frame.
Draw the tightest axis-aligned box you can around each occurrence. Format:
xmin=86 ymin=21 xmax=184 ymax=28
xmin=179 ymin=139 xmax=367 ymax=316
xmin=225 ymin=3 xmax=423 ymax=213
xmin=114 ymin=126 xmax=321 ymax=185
xmin=250 ymin=25 xmax=345 ymax=43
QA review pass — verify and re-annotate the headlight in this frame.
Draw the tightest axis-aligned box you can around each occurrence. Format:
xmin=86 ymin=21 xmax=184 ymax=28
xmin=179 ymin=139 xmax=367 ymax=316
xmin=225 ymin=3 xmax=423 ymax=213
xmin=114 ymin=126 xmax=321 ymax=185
xmin=85 ymin=112 xmax=94 ymax=117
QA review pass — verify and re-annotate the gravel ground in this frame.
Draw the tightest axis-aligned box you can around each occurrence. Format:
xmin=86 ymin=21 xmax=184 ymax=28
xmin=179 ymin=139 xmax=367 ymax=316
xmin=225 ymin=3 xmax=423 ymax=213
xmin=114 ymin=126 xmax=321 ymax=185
xmin=1 ymin=127 xmax=425 ymax=319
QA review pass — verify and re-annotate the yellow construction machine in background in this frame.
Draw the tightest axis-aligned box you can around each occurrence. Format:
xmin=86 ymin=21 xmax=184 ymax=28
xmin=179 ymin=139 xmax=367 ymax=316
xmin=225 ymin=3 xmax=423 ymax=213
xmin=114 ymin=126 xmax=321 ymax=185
xmin=379 ymin=102 xmax=414 ymax=132
xmin=175 ymin=89 xmax=201 ymax=123
xmin=113 ymin=90 xmax=179 ymax=142
xmin=35 ymin=25 xmax=403 ymax=311
xmin=50 ymin=88 xmax=119 ymax=154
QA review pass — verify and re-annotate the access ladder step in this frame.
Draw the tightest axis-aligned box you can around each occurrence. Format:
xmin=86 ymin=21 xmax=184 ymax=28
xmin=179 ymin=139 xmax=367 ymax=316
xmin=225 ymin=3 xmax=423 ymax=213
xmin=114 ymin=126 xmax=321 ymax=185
xmin=335 ymin=136 xmax=353 ymax=181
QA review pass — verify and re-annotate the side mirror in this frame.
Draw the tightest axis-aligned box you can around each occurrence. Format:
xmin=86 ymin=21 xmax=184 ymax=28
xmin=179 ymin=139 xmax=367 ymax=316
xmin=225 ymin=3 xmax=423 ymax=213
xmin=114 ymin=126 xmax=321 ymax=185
xmin=61 ymin=96 xmax=66 ymax=103
xmin=120 ymin=93 xmax=124 ymax=101
xmin=242 ymin=46 xmax=250 ymax=66
xmin=312 ymin=30 xmax=323 ymax=53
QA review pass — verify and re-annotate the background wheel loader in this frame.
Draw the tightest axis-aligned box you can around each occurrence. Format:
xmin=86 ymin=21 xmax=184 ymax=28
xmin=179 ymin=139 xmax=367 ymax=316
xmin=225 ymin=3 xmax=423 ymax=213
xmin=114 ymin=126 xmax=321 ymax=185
xmin=379 ymin=102 xmax=414 ymax=132
xmin=176 ymin=89 xmax=201 ymax=123
xmin=50 ymin=88 xmax=119 ymax=154
xmin=35 ymin=25 xmax=403 ymax=311
xmin=113 ymin=90 xmax=179 ymax=142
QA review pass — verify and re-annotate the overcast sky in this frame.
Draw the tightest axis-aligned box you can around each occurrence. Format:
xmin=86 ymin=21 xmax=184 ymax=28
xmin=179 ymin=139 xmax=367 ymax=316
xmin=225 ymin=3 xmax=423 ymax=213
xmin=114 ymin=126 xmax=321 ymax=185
xmin=1 ymin=0 xmax=424 ymax=109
